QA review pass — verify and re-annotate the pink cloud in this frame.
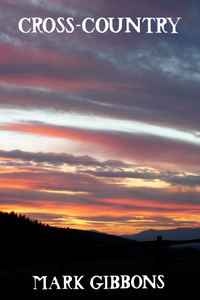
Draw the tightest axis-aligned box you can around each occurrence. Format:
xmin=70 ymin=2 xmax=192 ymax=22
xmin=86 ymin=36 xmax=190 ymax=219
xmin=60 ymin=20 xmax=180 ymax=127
xmin=2 ymin=121 xmax=200 ymax=169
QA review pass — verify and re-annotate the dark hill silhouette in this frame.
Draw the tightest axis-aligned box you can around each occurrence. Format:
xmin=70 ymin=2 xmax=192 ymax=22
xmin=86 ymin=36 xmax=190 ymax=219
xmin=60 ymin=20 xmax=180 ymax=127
xmin=0 ymin=210 xmax=131 ymax=247
xmin=1 ymin=210 xmax=95 ymax=247
xmin=0 ymin=211 xmax=132 ymax=269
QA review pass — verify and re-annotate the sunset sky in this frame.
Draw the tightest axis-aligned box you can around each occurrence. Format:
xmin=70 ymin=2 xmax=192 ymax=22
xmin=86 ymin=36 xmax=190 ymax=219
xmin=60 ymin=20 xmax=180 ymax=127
xmin=0 ymin=0 xmax=200 ymax=235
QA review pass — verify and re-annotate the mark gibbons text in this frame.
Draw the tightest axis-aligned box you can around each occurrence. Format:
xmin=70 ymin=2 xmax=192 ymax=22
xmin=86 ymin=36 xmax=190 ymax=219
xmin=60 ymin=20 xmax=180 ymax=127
xmin=33 ymin=274 xmax=165 ymax=290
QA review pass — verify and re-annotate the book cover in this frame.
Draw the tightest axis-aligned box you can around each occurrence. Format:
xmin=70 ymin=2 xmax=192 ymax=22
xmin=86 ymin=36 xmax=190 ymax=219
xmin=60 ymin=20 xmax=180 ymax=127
xmin=0 ymin=0 xmax=200 ymax=299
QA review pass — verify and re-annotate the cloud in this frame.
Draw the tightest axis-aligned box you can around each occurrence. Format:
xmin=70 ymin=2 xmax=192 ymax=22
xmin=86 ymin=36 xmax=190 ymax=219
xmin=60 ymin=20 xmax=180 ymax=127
xmin=1 ymin=149 xmax=200 ymax=188
xmin=0 ymin=0 xmax=200 ymax=233
xmin=0 ymin=149 xmax=200 ymax=234
xmin=0 ymin=0 xmax=199 ymax=136
xmin=0 ymin=149 xmax=115 ymax=167
xmin=2 ymin=121 xmax=200 ymax=169
xmin=0 ymin=149 xmax=132 ymax=169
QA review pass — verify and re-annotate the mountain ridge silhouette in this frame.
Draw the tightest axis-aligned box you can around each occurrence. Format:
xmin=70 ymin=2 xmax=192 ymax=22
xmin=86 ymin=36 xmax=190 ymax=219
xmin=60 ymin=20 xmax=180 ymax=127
xmin=121 ymin=227 xmax=200 ymax=242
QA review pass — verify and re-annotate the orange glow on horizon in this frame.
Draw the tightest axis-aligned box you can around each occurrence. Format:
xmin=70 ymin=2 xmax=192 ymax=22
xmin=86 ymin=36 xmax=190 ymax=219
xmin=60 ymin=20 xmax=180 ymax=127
xmin=1 ymin=197 xmax=200 ymax=235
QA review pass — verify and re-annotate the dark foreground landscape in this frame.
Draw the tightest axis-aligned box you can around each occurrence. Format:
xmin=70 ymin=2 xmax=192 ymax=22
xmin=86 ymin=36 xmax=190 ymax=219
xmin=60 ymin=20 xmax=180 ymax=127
xmin=1 ymin=211 xmax=200 ymax=299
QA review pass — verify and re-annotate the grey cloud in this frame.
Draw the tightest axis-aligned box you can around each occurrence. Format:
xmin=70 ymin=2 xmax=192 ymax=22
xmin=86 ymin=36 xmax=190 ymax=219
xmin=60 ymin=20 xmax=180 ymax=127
xmin=0 ymin=149 xmax=131 ymax=168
